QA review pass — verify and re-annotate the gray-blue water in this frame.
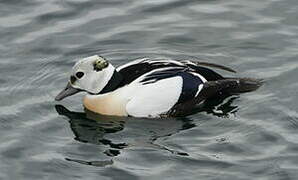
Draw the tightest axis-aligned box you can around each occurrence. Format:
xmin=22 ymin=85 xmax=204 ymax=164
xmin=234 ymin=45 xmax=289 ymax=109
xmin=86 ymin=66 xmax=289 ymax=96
xmin=1 ymin=0 xmax=298 ymax=179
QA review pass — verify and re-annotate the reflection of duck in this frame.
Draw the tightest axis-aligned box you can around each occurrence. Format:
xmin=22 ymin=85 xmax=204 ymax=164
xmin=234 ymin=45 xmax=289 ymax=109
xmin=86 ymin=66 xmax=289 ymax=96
xmin=55 ymin=105 xmax=194 ymax=158
xmin=55 ymin=105 xmax=126 ymax=146
xmin=200 ymin=95 xmax=239 ymax=118
xmin=55 ymin=55 xmax=262 ymax=118
xmin=55 ymin=95 xmax=239 ymax=163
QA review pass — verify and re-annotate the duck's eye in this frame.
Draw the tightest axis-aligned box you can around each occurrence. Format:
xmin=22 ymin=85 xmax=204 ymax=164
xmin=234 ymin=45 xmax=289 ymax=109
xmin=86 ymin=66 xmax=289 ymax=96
xmin=75 ymin=72 xmax=84 ymax=79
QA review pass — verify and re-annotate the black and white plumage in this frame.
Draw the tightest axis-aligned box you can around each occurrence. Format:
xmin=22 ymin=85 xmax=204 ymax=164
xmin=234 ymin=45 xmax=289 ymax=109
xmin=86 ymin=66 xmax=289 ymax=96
xmin=55 ymin=55 xmax=262 ymax=118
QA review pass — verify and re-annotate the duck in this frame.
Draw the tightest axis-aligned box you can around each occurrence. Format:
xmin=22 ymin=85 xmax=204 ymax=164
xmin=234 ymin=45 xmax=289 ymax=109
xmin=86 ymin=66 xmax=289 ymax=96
xmin=55 ymin=55 xmax=262 ymax=118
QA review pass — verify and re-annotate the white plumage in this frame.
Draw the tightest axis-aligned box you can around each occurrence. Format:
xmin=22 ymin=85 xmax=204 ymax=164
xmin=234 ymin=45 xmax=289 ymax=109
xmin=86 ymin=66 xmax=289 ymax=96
xmin=55 ymin=55 xmax=262 ymax=118
xmin=126 ymin=76 xmax=182 ymax=117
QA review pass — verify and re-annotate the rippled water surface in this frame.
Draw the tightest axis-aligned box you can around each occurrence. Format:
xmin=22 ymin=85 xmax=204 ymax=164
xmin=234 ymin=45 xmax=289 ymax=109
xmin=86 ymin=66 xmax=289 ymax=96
xmin=1 ymin=0 xmax=298 ymax=179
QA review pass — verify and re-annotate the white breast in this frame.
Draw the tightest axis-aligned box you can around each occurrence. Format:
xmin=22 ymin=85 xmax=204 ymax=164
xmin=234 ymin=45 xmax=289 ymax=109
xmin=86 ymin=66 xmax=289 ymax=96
xmin=83 ymin=92 xmax=129 ymax=116
xmin=83 ymin=76 xmax=183 ymax=117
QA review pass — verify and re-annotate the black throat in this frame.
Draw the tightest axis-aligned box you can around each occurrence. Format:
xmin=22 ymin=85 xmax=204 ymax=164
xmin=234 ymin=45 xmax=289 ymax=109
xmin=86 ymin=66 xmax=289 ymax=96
xmin=98 ymin=70 xmax=124 ymax=94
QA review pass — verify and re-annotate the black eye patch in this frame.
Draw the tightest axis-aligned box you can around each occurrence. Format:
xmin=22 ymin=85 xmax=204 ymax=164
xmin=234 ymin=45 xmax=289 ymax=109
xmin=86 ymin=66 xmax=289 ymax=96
xmin=70 ymin=76 xmax=76 ymax=84
xmin=75 ymin=72 xmax=84 ymax=79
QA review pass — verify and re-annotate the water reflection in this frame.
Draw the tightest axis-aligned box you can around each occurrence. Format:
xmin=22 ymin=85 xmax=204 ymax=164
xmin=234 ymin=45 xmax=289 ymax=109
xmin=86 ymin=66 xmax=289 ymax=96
xmin=55 ymin=105 xmax=127 ymax=150
xmin=201 ymin=96 xmax=239 ymax=118
xmin=55 ymin=96 xmax=238 ymax=166
xmin=55 ymin=105 xmax=194 ymax=155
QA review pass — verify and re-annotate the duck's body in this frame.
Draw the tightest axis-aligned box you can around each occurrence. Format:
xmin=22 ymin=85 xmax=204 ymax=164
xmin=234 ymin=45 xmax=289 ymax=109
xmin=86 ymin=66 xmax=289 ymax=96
xmin=55 ymin=55 xmax=262 ymax=118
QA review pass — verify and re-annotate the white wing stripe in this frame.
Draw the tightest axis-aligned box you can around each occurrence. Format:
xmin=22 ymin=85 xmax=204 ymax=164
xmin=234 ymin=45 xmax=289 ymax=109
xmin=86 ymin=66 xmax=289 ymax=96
xmin=116 ymin=58 xmax=149 ymax=71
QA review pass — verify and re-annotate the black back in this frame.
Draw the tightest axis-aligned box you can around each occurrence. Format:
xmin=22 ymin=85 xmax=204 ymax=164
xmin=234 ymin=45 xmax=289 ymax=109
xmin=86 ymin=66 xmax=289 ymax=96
xmin=117 ymin=59 xmax=224 ymax=87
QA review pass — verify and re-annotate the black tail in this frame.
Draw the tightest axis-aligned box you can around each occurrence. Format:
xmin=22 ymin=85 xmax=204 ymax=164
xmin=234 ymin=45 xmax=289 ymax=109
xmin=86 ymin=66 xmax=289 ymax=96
xmin=199 ymin=77 xmax=263 ymax=101
xmin=167 ymin=77 xmax=263 ymax=117
xmin=222 ymin=77 xmax=263 ymax=94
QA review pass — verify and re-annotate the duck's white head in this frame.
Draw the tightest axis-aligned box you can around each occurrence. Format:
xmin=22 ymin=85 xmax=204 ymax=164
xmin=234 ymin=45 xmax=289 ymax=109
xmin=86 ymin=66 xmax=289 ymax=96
xmin=55 ymin=55 xmax=122 ymax=101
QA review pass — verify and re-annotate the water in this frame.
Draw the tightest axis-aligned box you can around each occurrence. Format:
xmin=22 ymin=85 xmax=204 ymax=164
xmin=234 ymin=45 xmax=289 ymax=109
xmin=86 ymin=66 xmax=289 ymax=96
xmin=1 ymin=0 xmax=298 ymax=179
